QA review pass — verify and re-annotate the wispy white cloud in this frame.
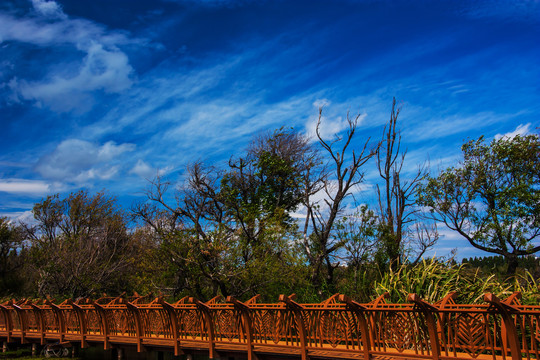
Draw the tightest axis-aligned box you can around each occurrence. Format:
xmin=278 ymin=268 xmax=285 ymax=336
xmin=16 ymin=42 xmax=133 ymax=112
xmin=0 ymin=11 xmax=139 ymax=50
xmin=130 ymin=160 xmax=154 ymax=179
xmin=0 ymin=178 xmax=50 ymax=194
xmin=304 ymin=110 xmax=367 ymax=141
xmin=460 ymin=0 xmax=540 ymax=24
xmin=0 ymin=1 xmax=145 ymax=112
xmin=161 ymin=0 xmax=255 ymax=8
xmin=31 ymin=0 xmax=67 ymax=20
xmin=130 ymin=160 xmax=164 ymax=178
xmin=416 ymin=223 xmax=469 ymax=260
xmin=291 ymin=178 xmax=373 ymax=220
xmin=494 ymin=123 xmax=532 ymax=140
xmin=15 ymin=210 xmax=35 ymax=224
xmin=130 ymin=160 xmax=174 ymax=179
xmin=0 ymin=160 xmax=30 ymax=168
xmin=404 ymin=111 xmax=519 ymax=142
xmin=35 ymin=139 xmax=135 ymax=183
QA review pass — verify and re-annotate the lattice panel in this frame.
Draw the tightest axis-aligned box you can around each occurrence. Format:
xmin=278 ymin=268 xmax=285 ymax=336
xmin=107 ymin=310 xmax=136 ymax=337
xmin=141 ymin=309 xmax=171 ymax=338
xmin=25 ymin=310 xmax=40 ymax=333
xmin=8 ymin=312 xmax=20 ymax=331
xmin=213 ymin=309 xmax=242 ymax=342
xmin=442 ymin=313 xmax=493 ymax=359
xmin=177 ymin=309 xmax=206 ymax=340
xmin=84 ymin=310 xmax=102 ymax=335
xmin=65 ymin=310 xmax=80 ymax=333
xmin=252 ymin=309 xmax=286 ymax=344
xmin=304 ymin=310 xmax=356 ymax=349
xmin=342 ymin=311 xmax=365 ymax=350
xmin=370 ymin=311 xmax=430 ymax=354
xmin=43 ymin=311 xmax=60 ymax=333
xmin=0 ymin=312 xmax=6 ymax=331
xmin=384 ymin=312 xmax=414 ymax=352
xmin=252 ymin=309 xmax=300 ymax=346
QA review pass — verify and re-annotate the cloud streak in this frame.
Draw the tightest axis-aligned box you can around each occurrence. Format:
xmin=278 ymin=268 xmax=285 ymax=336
xmin=31 ymin=0 xmax=67 ymax=19
xmin=0 ymin=0 xmax=145 ymax=112
xmin=0 ymin=179 xmax=50 ymax=194
xmin=35 ymin=139 xmax=136 ymax=183
xmin=404 ymin=111 xmax=519 ymax=142
xmin=494 ymin=123 xmax=532 ymax=140
xmin=16 ymin=43 xmax=133 ymax=112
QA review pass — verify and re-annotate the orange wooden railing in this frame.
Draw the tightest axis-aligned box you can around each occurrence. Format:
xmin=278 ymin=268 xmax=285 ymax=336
xmin=0 ymin=292 xmax=538 ymax=360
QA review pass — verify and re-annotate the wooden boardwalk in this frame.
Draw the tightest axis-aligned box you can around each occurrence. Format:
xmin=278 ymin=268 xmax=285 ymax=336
xmin=0 ymin=292 xmax=538 ymax=360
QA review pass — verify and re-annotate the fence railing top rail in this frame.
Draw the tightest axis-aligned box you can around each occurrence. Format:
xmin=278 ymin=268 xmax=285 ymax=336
xmin=2 ymin=291 xmax=538 ymax=313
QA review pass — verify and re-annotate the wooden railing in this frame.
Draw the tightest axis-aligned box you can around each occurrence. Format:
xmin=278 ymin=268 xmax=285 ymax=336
xmin=0 ymin=292 xmax=538 ymax=359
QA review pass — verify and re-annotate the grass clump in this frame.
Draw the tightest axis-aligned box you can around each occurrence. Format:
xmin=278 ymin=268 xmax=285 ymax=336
xmin=374 ymin=258 xmax=539 ymax=304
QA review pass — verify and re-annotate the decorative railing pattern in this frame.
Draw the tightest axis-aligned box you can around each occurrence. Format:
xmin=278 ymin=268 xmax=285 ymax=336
xmin=0 ymin=292 xmax=538 ymax=360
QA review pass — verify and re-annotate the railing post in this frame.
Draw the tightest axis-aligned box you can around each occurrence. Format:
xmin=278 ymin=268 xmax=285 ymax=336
xmin=29 ymin=303 xmax=45 ymax=345
xmin=68 ymin=300 xmax=88 ymax=348
xmin=436 ymin=292 xmax=458 ymax=357
xmin=45 ymin=300 xmax=65 ymax=342
xmin=0 ymin=304 xmax=13 ymax=343
xmin=11 ymin=303 xmax=26 ymax=344
xmin=227 ymin=296 xmax=257 ymax=360
xmin=367 ymin=292 xmax=389 ymax=350
xmin=158 ymin=298 xmax=182 ymax=356
xmin=125 ymin=301 xmax=144 ymax=353
xmin=279 ymin=294 xmax=309 ymax=360
xmin=92 ymin=302 xmax=110 ymax=350
xmin=190 ymin=297 xmax=216 ymax=359
xmin=338 ymin=294 xmax=371 ymax=360
xmin=484 ymin=293 xmax=521 ymax=360
xmin=407 ymin=294 xmax=440 ymax=360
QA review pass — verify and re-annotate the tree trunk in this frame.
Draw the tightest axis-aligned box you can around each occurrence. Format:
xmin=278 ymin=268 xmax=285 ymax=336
xmin=506 ymin=254 xmax=519 ymax=276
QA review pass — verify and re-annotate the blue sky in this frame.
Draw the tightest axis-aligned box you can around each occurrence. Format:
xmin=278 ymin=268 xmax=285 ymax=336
xmin=0 ymin=0 xmax=539 ymax=259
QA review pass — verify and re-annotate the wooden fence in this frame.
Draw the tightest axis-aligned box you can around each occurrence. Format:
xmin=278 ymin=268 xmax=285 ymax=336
xmin=0 ymin=292 xmax=538 ymax=360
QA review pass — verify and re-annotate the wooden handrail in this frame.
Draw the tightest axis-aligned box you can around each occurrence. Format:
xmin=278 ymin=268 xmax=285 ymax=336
xmin=0 ymin=292 xmax=538 ymax=360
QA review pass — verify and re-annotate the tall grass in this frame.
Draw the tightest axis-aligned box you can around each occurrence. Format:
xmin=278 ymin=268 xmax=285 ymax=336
xmin=374 ymin=258 xmax=539 ymax=304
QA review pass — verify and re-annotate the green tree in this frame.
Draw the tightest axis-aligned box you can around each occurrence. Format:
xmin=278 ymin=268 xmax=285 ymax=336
xmin=333 ymin=205 xmax=382 ymax=300
xmin=134 ymin=129 xmax=311 ymax=299
xmin=24 ymin=190 xmax=137 ymax=298
xmin=0 ymin=217 xmax=26 ymax=296
xmin=419 ymin=134 xmax=540 ymax=275
xmin=220 ymin=129 xmax=311 ymax=256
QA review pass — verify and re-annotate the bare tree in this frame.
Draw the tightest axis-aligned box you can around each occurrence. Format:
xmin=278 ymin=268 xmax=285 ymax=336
xmin=376 ymin=98 xmax=437 ymax=269
xmin=301 ymin=108 xmax=379 ymax=293
xmin=409 ymin=222 xmax=439 ymax=266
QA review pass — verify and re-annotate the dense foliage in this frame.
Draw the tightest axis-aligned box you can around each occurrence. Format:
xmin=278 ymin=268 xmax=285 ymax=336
xmin=21 ymin=191 xmax=139 ymax=298
xmin=418 ymin=135 xmax=540 ymax=275
xmin=1 ymin=104 xmax=538 ymax=303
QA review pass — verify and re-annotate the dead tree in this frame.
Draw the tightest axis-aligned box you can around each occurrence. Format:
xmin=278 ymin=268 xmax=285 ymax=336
xmin=302 ymin=108 xmax=379 ymax=293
